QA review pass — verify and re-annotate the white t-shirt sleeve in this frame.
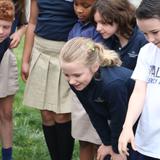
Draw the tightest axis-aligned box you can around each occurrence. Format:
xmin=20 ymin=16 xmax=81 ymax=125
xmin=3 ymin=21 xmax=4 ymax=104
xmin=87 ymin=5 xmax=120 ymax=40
xmin=131 ymin=43 xmax=151 ymax=81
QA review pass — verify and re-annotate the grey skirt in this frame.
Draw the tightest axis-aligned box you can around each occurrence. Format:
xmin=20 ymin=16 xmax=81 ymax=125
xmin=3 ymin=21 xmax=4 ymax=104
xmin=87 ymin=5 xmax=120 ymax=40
xmin=23 ymin=36 xmax=73 ymax=113
xmin=0 ymin=49 xmax=19 ymax=98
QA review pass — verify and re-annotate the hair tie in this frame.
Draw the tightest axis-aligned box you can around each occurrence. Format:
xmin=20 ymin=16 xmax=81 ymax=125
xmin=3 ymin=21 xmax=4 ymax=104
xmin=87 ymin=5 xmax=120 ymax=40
xmin=86 ymin=42 xmax=95 ymax=52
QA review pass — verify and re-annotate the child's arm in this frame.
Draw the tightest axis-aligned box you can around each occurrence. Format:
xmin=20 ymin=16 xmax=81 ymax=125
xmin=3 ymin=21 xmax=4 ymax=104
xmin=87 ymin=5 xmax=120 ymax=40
xmin=21 ymin=0 xmax=38 ymax=82
xmin=118 ymin=80 xmax=146 ymax=156
xmin=10 ymin=24 xmax=27 ymax=49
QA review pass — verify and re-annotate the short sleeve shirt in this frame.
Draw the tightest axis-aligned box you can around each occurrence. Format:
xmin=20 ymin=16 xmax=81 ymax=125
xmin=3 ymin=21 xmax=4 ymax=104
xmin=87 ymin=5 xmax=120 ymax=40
xmin=132 ymin=43 xmax=160 ymax=158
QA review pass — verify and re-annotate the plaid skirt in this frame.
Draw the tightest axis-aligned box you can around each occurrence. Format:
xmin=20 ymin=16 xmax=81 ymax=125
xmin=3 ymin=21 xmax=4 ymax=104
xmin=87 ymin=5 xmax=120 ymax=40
xmin=23 ymin=36 xmax=73 ymax=113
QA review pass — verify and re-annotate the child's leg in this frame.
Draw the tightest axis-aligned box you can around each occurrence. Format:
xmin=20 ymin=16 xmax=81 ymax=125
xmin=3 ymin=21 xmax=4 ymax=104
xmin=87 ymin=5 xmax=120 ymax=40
xmin=0 ymin=95 xmax=14 ymax=160
xmin=41 ymin=111 xmax=74 ymax=160
xmin=41 ymin=110 xmax=58 ymax=160
xmin=55 ymin=113 xmax=74 ymax=160
xmin=55 ymin=121 xmax=74 ymax=160
xmin=79 ymin=141 xmax=97 ymax=160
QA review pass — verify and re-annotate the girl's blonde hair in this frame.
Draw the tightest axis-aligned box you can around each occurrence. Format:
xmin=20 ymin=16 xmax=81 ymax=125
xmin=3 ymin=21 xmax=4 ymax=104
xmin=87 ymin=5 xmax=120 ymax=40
xmin=60 ymin=37 xmax=122 ymax=67
xmin=0 ymin=0 xmax=15 ymax=21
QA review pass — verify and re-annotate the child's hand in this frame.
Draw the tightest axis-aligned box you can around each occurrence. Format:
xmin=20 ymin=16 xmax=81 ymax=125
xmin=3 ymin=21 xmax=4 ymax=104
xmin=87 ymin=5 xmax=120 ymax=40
xmin=21 ymin=61 xmax=30 ymax=82
xmin=97 ymin=144 xmax=113 ymax=160
xmin=111 ymin=152 xmax=127 ymax=160
xmin=10 ymin=32 xmax=21 ymax=48
xmin=118 ymin=127 xmax=136 ymax=157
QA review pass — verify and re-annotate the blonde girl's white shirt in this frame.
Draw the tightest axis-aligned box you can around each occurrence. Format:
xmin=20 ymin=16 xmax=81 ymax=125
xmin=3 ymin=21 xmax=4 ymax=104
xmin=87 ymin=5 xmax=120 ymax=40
xmin=131 ymin=43 xmax=160 ymax=158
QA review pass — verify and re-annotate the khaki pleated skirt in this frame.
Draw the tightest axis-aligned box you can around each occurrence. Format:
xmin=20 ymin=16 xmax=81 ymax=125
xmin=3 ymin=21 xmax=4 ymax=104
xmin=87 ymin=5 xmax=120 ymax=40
xmin=72 ymin=96 xmax=102 ymax=145
xmin=23 ymin=36 xmax=72 ymax=113
xmin=0 ymin=49 xmax=19 ymax=98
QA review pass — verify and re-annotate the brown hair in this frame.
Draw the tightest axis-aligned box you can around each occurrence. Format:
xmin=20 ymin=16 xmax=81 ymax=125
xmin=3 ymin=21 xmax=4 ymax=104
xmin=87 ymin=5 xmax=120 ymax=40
xmin=91 ymin=0 xmax=136 ymax=39
xmin=136 ymin=0 xmax=160 ymax=20
xmin=14 ymin=0 xmax=27 ymax=25
xmin=60 ymin=37 xmax=122 ymax=67
xmin=0 ymin=0 xmax=15 ymax=21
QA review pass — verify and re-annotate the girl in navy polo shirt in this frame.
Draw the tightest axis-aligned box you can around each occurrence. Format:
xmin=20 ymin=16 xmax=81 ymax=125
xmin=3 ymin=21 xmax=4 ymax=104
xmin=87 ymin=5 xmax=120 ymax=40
xmin=59 ymin=37 xmax=135 ymax=160
xmin=68 ymin=0 xmax=103 ymax=159
xmin=91 ymin=0 xmax=147 ymax=70
xmin=21 ymin=0 xmax=77 ymax=159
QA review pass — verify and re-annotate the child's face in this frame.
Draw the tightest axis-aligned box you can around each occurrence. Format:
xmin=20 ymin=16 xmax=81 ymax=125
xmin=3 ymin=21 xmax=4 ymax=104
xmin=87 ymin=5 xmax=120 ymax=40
xmin=94 ymin=11 xmax=118 ymax=39
xmin=61 ymin=61 xmax=98 ymax=91
xmin=0 ymin=20 xmax=12 ymax=43
xmin=74 ymin=0 xmax=95 ymax=22
xmin=137 ymin=18 xmax=160 ymax=48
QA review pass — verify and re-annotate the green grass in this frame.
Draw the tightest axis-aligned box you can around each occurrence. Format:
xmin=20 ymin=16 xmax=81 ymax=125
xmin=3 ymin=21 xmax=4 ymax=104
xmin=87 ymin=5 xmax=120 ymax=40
xmin=1 ymin=39 xmax=79 ymax=160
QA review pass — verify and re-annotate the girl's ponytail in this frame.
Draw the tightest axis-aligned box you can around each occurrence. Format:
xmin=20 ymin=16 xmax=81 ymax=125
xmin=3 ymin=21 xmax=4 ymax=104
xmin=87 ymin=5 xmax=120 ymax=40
xmin=60 ymin=37 xmax=122 ymax=67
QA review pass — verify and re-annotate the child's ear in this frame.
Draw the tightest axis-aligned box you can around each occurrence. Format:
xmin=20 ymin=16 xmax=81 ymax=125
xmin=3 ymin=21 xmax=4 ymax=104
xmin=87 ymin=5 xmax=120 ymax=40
xmin=91 ymin=62 xmax=99 ymax=73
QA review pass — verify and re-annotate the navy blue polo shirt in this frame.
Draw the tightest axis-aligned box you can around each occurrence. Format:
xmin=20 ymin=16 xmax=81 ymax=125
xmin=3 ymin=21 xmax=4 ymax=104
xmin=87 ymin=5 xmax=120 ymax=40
xmin=35 ymin=0 xmax=77 ymax=41
xmin=104 ymin=26 xmax=148 ymax=70
xmin=71 ymin=66 xmax=134 ymax=153
xmin=68 ymin=20 xmax=104 ymax=42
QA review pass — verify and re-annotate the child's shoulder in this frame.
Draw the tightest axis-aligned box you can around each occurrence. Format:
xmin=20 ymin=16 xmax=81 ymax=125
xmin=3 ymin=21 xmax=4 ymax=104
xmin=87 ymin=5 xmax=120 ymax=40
xmin=140 ymin=43 xmax=159 ymax=54
xmin=138 ymin=43 xmax=159 ymax=61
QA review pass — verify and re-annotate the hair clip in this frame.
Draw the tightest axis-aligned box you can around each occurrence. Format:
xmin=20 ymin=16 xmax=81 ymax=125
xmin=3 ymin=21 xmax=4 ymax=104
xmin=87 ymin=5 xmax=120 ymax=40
xmin=86 ymin=42 xmax=95 ymax=52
